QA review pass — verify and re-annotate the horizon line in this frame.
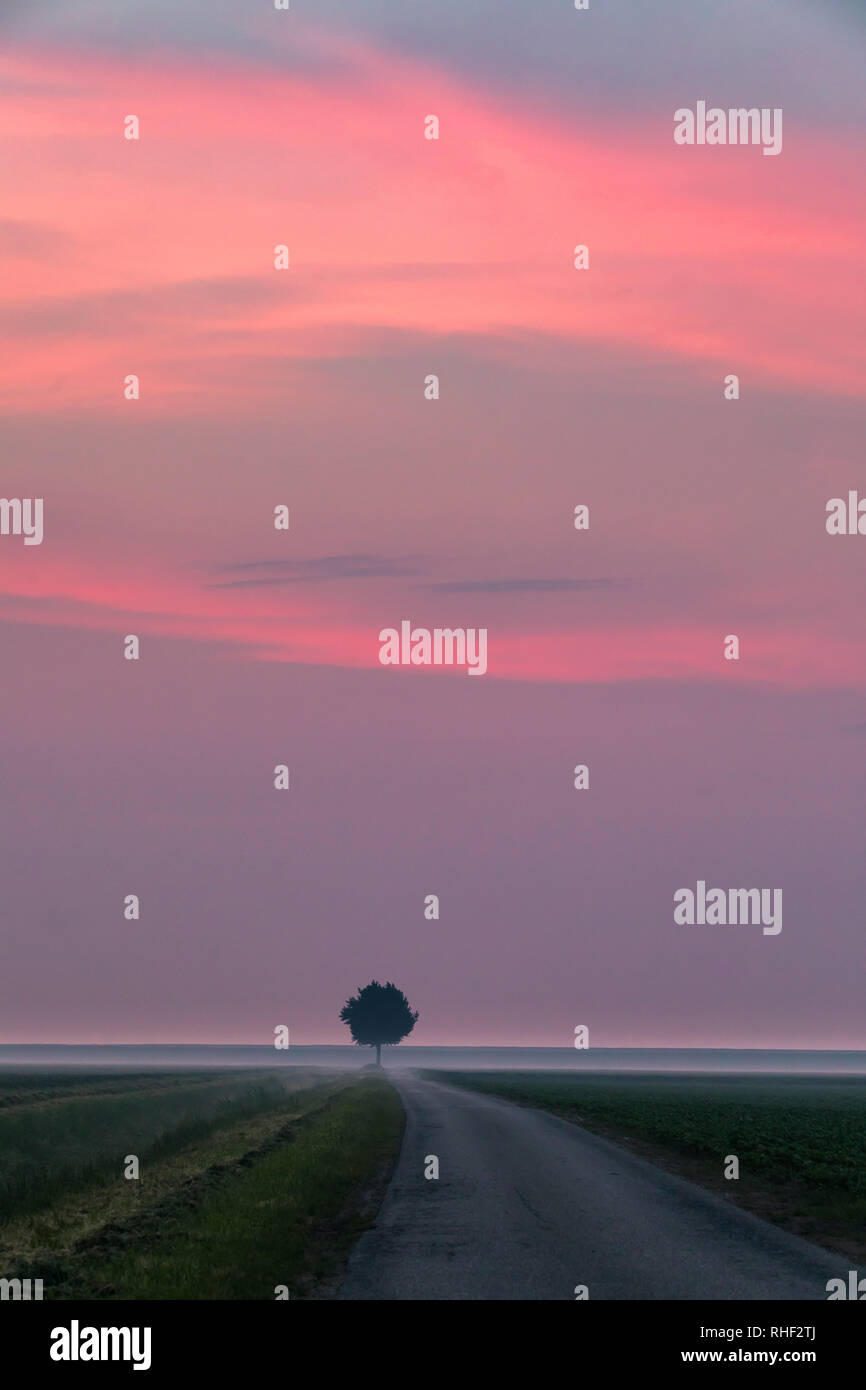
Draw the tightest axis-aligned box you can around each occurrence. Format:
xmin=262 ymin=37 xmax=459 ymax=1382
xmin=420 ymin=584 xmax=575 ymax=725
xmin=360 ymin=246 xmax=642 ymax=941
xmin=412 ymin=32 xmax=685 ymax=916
xmin=2 ymin=1042 xmax=865 ymax=1054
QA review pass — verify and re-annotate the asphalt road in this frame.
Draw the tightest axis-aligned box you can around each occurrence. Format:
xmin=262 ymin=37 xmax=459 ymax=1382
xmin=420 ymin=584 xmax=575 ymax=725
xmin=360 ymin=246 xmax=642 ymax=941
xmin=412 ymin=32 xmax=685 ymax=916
xmin=338 ymin=1072 xmax=845 ymax=1300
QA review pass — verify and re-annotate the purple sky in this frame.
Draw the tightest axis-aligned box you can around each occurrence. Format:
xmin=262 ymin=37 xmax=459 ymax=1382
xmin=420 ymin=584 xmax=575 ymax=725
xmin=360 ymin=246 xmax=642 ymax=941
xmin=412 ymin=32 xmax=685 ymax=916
xmin=0 ymin=0 xmax=863 ymax=1046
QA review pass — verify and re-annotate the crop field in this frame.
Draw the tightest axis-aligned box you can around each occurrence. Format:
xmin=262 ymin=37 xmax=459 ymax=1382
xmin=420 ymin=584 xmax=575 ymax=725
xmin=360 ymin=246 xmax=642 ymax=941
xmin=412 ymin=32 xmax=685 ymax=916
xmin=429 ymin=1070 xmax=866 ymax=1260
xmin=0 ymin=1067 xmax=403 ymax=1298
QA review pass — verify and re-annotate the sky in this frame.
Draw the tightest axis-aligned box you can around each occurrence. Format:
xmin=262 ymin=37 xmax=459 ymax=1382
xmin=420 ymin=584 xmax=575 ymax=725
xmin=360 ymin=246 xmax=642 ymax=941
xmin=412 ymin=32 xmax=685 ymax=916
xmin=0 ymin=0 xmax=863 ymax=1048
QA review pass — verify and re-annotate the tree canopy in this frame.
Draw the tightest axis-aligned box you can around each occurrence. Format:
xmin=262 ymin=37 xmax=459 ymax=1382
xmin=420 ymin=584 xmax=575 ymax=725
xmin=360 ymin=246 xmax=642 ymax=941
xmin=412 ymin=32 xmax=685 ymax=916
xmin=339 ymin=980 xmax=419 ymax=1065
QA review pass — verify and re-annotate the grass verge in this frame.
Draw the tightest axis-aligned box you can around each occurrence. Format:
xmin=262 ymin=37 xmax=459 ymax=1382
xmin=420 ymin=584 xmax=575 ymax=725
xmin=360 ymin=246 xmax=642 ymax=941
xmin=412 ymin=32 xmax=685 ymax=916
xmin=9 ymin=1073 xmax=403 ymax=1299
xmin=0 ymin=1068 xmax=337 ymax=1221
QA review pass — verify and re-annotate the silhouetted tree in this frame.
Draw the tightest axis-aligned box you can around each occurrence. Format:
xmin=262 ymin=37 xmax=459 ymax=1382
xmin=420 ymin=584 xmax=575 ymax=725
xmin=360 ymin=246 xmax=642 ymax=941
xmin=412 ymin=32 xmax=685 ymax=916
xmin=339 ymin=980 xmax=419 ymax=1067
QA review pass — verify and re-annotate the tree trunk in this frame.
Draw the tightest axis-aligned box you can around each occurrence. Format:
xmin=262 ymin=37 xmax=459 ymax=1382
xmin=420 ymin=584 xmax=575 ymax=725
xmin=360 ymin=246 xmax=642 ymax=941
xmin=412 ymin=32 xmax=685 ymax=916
xmin=375 ymin=1042 xmax=382 ymax=1067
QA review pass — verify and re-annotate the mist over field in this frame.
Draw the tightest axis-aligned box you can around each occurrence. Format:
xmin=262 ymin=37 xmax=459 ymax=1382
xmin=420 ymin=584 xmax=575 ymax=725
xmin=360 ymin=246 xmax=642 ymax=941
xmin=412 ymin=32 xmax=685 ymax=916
xmin=3 ymin=1046 xmax=866 ymax=1074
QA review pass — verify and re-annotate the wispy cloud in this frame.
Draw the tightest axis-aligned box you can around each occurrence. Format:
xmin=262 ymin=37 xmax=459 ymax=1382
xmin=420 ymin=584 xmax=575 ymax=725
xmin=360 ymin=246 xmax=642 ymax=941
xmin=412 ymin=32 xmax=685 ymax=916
xmin=418 ymin=578 xmax=621 ymax=594
xmin=208 ymin=555 xmax=427 ymax=588
xmin=1 ymin=35 xmax=862 ymax=410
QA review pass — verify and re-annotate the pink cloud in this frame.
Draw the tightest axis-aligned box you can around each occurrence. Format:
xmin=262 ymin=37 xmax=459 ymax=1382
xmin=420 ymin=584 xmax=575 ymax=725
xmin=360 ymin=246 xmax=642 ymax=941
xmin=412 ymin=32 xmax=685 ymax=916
xmin=0 ymin=35 xmax=862 ymax=410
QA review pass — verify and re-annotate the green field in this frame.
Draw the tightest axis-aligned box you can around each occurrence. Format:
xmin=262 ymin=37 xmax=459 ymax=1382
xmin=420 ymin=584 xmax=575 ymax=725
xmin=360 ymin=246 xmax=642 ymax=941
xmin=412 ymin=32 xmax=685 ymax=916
xmin=0 ymin=1068 xmax=403 ymax=1299
xmin=426 ymin=1070 xmax=866 ymax=1260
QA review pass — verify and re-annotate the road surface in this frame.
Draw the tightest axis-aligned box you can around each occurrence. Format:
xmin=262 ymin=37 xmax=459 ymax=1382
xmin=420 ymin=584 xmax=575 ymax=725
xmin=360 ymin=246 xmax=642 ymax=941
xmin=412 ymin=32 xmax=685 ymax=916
xmin=338 ymin=1072 xmax=845 ymax=1300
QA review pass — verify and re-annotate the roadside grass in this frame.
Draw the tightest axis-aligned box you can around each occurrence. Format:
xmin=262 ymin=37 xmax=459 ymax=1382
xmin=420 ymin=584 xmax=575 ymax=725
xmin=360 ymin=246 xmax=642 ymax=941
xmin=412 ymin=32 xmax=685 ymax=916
xmin=0 ymin=1068 xmax=331 ymax=1221
xmin=0 ymin=1074 xmax=353 ymax=1276
xmin=426 ymin=1071 xmax=866 ymax=1261
xmin=47 ymin=1074 xmax=404 ymax=1299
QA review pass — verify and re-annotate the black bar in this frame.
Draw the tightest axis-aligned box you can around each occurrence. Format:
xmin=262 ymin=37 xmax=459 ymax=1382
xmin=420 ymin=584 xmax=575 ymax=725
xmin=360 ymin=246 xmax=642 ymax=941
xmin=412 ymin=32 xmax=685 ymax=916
xmin=4 ymin=1300 xmax=860 ymax=1375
